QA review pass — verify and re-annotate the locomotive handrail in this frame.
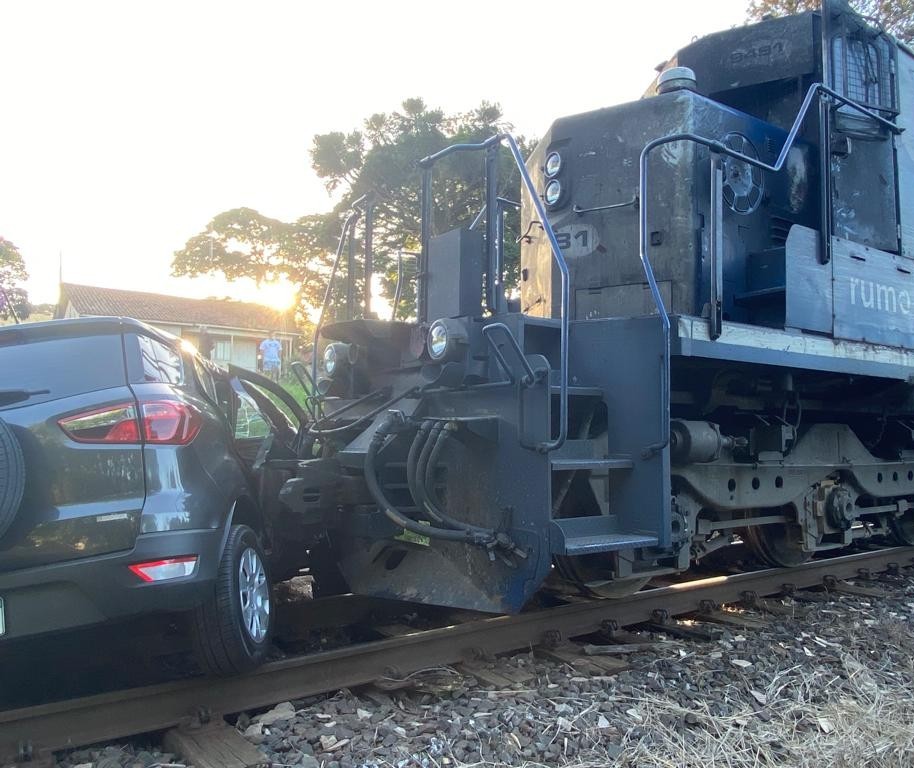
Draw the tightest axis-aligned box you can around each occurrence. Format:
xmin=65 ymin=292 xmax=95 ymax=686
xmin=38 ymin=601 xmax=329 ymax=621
xmin=469 ymin=197 xmax=521 ymax=231
xmin=418 ymin=134 xmax=571 ymax=452
xmin=637 ymin=81 xmax=901 ymax=457
xmin=289 ymin=360 xmax=323 ymax=422
xmin=416 ymin=135 xmax=505 ymax=168
xmin=470 ymin=196 xmax=519 ymax=317
xmin=390 ymin=250 xmax=419 ymax=321
xmin=310 ymin=197 xmax=366 ymax=389
xmin=501 ymin=134 xmax=570 ymax=452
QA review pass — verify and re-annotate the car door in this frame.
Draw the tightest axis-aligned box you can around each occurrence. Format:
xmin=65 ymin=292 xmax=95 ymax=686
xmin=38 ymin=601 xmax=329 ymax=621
xmin=220 ymin=366 xmax=312 ymax=578
xmin=226 ymin=366 xmax=308 ymax=460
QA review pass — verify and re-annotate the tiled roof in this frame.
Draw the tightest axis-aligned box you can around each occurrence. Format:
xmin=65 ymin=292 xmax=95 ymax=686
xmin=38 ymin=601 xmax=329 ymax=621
xmin=59 ymin=283 xmax=296 ymax=334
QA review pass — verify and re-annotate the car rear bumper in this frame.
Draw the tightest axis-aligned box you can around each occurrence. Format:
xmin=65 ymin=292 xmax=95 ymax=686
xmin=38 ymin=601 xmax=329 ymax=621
xmin=0 ymin=527 xmax=227 ymax=642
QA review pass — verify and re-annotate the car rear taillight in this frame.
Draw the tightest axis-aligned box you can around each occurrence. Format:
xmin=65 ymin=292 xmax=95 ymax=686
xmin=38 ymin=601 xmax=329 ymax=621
xmin=141 ymin=401 xmax=202 ymax=445
xmin=128 ymin=556 xmax=198 ymax=582
xmin=58 ymin=403 xmax=140 ymax=443
xmin=59 ymin=401 xmax=201 ymax=445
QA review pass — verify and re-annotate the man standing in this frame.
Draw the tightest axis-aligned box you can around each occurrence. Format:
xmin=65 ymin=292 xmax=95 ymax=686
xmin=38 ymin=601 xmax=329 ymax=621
xmin=259 ymin=332 xmax=282 ymax=381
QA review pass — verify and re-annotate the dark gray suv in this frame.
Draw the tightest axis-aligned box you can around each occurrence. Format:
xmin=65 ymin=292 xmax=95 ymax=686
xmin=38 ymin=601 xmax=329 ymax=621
xmin=0 ymin=317 xmax=309 ymax=674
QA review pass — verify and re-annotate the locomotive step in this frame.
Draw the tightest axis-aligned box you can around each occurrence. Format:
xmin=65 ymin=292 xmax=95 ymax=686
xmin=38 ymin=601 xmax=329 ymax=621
xmin=550 ymin=515 xmax=658 ymax=556
xmin=549 ymin=438 xmax=632 ymax=472
xmin=549 ymin=384 xmax=605 ymax=398
xmin=551 ymin=457 xmax=634 ymax=471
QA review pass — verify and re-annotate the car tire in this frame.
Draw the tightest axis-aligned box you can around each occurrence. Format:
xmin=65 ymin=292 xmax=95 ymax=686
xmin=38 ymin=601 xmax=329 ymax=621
xmin=0 ymin=418 xmax=25 ymax=541
xmin=191 ymin=524 xmax=273 ymax=675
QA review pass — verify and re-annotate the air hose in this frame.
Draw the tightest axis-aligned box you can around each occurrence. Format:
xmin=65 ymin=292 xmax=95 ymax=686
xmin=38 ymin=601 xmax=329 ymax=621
xmin=417 ymin=421 xmax=499 ymax=540
xmin=364 ymin=412 xmax=496 ymax=546
xmin=405 ymin=419 xmax=501 ymax=537
xmin=406 ymin=420 xmax=450 ymax=527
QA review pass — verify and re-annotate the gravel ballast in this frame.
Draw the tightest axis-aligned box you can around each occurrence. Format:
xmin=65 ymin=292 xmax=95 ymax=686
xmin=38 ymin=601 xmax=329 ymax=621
xmin=52 ymin=573 xmax=914 ymax=768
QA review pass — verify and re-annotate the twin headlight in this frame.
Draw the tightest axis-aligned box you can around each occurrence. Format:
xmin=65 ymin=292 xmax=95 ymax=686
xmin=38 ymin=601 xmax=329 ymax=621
xmin=544 ymin=180 xmax=562 ymax=206
xmin=544 ymin=151 xmax=562 ymax=178
xmin=543 ymin=150 xmax=563 ymax=207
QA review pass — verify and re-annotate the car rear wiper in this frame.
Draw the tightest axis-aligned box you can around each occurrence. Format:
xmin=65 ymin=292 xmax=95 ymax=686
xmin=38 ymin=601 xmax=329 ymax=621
xmin=0 ymin=388 xmax=50 ymax=407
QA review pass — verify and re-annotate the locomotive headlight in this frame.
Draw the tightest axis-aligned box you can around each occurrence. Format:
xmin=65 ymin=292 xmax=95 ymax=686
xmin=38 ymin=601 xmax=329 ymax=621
xmin=544 ymin=179 xmax=563 ymax=206
xmin=544 ymin=151 xmax=562 ymax=178
xmin=426 ymin=318 xmax=468 ymax=362
xmin=323 ymin=342 xmax=351 ymax=376
xmin=323 ymin=344 xmax=338 ymax=375
xmin=427 ymin=321 xmax=450 ymax=360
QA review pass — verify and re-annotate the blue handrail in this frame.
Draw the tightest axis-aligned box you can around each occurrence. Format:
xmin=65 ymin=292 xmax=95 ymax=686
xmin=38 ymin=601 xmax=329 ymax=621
xmin=418 ymin=134 xmax=571 ymax=452
xmin=310 ymin=200 xmax=365 ymax=388
xmin=500 ymin=135 xmax=570 ymax=452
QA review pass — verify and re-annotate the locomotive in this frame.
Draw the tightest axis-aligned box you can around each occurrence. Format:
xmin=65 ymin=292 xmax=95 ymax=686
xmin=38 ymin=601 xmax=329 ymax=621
xmin=282 ymin=1 xmax=914 ymax=613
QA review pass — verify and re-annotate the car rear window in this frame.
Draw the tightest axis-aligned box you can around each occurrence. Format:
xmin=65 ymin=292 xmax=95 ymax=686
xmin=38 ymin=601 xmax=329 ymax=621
xmin=137 ymin=335 xmax=184 ymax=385
xmin=0 ymin=334 xmax=127 ymax=408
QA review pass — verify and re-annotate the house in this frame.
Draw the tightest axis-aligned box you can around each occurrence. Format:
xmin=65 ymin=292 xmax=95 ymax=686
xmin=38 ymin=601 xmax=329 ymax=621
xmin=57 ymin=282 xmax=298 ymax=371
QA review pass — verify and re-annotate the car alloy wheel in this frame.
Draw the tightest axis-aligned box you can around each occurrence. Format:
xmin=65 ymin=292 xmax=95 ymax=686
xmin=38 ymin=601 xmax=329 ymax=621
xmin=190 ymin=523 xmax=273 ymax=675
xmin=238 ymin=546 xmax=270 ymax=642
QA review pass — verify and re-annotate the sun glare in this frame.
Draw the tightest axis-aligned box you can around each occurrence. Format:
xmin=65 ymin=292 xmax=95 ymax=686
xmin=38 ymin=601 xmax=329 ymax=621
xmin=233 ymin=280 xmax=299 ymax=311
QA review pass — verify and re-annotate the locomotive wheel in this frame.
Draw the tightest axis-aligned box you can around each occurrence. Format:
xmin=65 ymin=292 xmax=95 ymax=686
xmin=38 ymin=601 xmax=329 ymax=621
xmin=743 ymin=523 xmax=813 ymax=568
xmin=888 ymin=511 xmax=914 ymax=545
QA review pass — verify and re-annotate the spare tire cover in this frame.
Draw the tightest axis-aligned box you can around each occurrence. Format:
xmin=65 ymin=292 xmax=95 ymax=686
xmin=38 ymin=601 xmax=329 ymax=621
xmin=0 ymin=418 xmax=25 ymax=540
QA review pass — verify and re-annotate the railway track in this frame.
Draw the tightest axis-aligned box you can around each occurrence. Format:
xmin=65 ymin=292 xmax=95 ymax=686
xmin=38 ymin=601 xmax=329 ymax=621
xmin=2 ymin=545 xmax=912 ymax=764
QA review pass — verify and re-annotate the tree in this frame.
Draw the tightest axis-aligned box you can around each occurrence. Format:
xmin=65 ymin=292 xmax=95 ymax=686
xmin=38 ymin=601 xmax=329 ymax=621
xmin=171 ymin=208 xmax=338 ymax=322
xmin=173 ymin=99 xmax=533 ymax=322
xmin=0 ymin=237 xmax=30 ymax=322
xmin=747 ymin=0 xmax=913 ymax=43
xmin=311 ymin=99 xmax=532 ymax=318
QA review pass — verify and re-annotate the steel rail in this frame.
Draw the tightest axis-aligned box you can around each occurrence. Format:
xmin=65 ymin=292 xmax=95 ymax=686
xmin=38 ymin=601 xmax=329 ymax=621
xmin=3 ymin=546 xmax=912 ymax=760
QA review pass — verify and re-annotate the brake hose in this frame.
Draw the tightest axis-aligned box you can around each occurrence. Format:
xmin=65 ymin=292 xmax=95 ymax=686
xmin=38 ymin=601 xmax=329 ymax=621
xmin=414 ymin=420 xmax=445 ymax=516
xmin=418 ymin=421 xmax=497 ymax=538
xmin=406 ymin=420 xmax=442 ymax=523
xmin=364 ymin=413 xmax=496 ymax=546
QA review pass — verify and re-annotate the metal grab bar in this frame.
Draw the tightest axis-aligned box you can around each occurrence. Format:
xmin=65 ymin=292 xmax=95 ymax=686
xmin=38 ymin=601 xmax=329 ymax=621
xmin=482 ymin=323 xmax=537 ymax=386
xmin=418 ymin=134 xmax=570 ymax=452
xmin=573 ymin=194 xmax=638 ymax=215
xmin=637 ymin=81 xmax=901 ymax=457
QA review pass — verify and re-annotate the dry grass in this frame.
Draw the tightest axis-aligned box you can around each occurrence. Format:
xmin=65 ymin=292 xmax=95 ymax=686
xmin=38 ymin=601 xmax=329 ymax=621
xmin=609 ymin=653 xmax=914 ymax=767
xmin=448 ymin=648 xmax=914 ymax=768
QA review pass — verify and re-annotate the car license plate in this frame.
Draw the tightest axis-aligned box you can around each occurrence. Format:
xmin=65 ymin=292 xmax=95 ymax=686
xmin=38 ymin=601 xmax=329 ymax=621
xmin=0 ymin=597 xmax=5 ymax=636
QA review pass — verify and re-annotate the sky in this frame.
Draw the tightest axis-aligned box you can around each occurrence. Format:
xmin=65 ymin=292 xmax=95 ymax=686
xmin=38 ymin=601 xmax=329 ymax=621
xmin=0 ymin=0 xmax=748 ymax=309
